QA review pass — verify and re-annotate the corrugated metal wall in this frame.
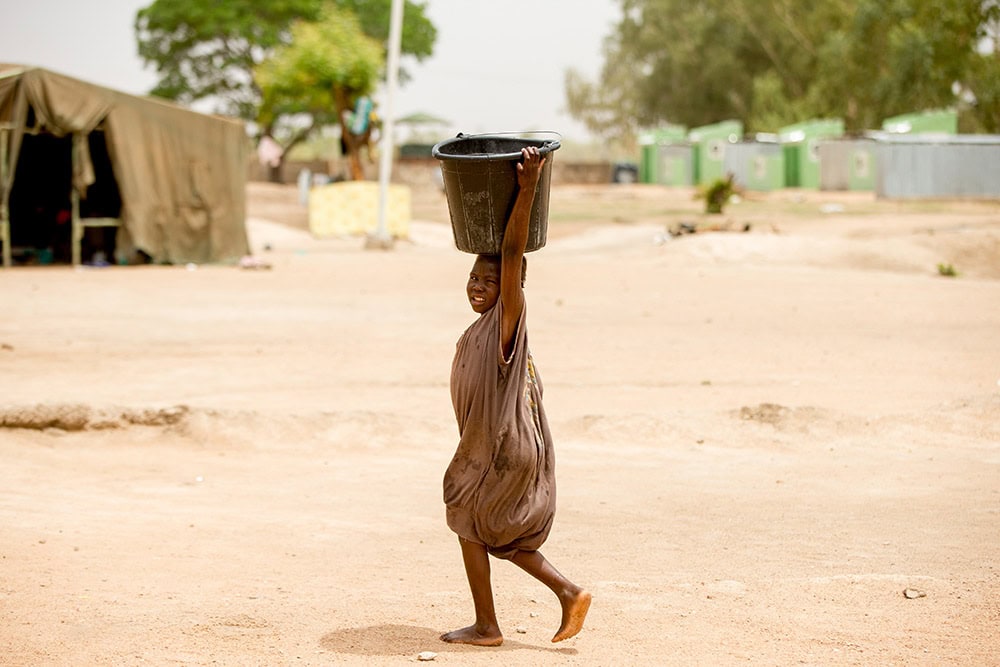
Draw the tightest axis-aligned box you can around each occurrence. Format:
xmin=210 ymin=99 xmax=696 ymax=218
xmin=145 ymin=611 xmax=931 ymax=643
xmin=877 ymin=137 xmax=1000 ymax=198
xmin=818 ymin=140 xmax=878 ymax=191
xmin=819 ymin=141 xmax=852 ymax=190
xmin=655 ymin=144 xmax=693 ymax=186
xmin=723 ymin=142 xmax=784 ymax=191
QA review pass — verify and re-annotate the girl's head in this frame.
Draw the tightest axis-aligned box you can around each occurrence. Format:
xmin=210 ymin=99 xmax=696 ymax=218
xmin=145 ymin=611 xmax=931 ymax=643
xmin=466 ymin=254 xmax=527 ymax=313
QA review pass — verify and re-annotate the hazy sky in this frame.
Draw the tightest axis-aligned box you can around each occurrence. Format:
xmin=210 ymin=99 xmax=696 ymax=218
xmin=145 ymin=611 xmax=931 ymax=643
xmin=0 ymin=0 xmax=621 ymax=142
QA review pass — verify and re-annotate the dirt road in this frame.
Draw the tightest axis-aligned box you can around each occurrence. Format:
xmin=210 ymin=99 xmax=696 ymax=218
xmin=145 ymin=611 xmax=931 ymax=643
xmin=2 ymin=184 xmax=998 ymax=665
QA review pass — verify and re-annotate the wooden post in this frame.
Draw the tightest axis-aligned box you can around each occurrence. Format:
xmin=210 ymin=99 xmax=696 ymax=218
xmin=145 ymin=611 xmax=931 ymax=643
xmin=71 ymin=133 xmax=82 ymax=267
xmin=70 ymin=130 xmax=121 ymax=267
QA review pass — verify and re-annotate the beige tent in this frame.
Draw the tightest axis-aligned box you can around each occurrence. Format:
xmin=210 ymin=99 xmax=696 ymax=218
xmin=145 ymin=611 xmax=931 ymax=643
xmin=0 ymin=65 xmax=248 ymax=267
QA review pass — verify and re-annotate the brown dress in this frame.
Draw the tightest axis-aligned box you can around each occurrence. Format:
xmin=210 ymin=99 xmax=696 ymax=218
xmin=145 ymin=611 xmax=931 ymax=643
xmin=444 ymin=302 xmax=556 ymax=559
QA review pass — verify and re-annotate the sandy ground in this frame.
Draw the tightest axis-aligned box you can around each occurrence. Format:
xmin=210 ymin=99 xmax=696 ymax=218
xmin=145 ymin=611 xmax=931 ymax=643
xmin=2 ymin=182 xmax=999 ymax=666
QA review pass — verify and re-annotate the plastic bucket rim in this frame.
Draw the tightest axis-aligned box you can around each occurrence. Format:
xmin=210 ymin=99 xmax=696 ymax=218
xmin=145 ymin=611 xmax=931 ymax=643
xmin=432 ymin=132 xmax=561 ymax=161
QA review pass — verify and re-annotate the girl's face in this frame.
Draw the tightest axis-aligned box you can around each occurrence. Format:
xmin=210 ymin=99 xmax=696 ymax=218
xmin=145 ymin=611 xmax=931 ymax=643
xmin=467 ymin=257 xmax=501 ymax=313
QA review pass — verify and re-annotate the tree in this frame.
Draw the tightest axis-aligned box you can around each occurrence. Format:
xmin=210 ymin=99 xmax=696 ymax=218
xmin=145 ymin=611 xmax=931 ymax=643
xmin=135 ymin=0 xmax=436 ymax=174
xmin=566 ymin=0 xmax=1000 ymax=140
xmin=824 ymin=0 xmax=999 ymax=131
xmin=972 ymin=0 xmax=1000 ymax=132
xmin=567 ymin=0 xmax=777 ymax=141
xmin=255 ymin=6 xmax=383 ymax=180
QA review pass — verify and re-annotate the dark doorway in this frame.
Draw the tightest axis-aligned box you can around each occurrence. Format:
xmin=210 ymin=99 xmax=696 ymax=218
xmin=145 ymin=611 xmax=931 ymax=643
xmin=8 ymin=132 xmax=72 ymax=264
xmin=8 ymin=120 xmax=122 ymax=265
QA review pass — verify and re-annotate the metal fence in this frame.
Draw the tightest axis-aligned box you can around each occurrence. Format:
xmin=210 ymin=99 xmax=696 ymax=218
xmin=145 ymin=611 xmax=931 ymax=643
xmin=876 ymin=135 xmax=1000 ymax=198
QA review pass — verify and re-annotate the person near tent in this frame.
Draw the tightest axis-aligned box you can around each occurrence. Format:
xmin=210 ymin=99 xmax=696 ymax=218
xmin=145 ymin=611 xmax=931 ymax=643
xmin=441 ymin=146 xmax=591 ymax=646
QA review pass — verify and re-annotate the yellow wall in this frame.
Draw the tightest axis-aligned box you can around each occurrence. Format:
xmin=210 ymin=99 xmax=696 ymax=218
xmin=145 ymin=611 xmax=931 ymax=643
xmin=308 ymin=182 xmax=411 ymax=238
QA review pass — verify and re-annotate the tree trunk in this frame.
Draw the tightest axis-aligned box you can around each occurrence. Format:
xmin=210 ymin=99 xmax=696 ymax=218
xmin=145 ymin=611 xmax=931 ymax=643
xmin=267 ymin=161 xmax=283 ymax=184
xmin=340 ymin=122 xmax=368 ymax=181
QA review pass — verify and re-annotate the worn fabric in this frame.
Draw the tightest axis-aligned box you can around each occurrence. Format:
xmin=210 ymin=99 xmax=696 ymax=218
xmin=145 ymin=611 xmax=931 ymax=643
xmin=0 ymin=65 xmax=248 ymax=264
xmin=444 ymin=302 xmax=556 ymax=559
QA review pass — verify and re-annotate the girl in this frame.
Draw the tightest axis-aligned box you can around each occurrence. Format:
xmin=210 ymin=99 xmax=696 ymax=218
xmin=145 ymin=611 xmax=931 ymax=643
xmin=441 ymin=146 xmax=591 ymax=646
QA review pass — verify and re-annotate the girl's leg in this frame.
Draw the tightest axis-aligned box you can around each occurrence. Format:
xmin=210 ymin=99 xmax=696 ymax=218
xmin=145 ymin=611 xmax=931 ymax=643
xmin=440 ymin=537 xmax=503 ymax=646
xmin=510 ymin=549 xmax=591 ymax=642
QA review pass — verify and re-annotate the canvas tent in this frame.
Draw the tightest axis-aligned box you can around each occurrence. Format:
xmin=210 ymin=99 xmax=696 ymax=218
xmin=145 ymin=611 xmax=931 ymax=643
xmin=0 ymin=65 xmax=248 ymax=267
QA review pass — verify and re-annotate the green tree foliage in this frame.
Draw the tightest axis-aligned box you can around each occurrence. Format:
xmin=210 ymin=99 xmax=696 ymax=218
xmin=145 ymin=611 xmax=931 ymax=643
xmin=135 ymin=0 xmax=436 ymax=127
xmin=830 ymin=0 xmax=999 ymax=131
xmin=255 ymin=6 xmax=383 ymax=178
xmin=567 ymin=0 xmax=1000 ymax=140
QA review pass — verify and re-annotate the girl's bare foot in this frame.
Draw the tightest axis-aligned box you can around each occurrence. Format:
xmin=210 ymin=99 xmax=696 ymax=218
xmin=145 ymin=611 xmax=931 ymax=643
xmin=440 ymin=625 xmax=503 ymax=647
xmin=552 ymin=589 xmax=592 ymax=642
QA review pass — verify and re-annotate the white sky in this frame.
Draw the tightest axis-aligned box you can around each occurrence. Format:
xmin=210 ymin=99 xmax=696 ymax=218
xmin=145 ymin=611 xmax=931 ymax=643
xmin=0 ymin=0 xmax=621 ymax=142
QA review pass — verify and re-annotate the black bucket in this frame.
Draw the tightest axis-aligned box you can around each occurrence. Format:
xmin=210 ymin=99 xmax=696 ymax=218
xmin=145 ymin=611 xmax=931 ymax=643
xmin=432 ymin=133 xmax=560 ymax=254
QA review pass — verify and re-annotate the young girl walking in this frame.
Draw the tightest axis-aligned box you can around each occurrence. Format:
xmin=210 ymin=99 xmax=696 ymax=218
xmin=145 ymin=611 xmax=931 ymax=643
xmin=441 ymin=146 xmax=591 ymax=647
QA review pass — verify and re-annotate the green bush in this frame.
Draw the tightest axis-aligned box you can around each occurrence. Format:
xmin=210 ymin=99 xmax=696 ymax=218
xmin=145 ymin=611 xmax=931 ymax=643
xmin=937 ymin=263 xmax=958 ymax=277
xmin=701 ymin=174 xmax=737 ymax=214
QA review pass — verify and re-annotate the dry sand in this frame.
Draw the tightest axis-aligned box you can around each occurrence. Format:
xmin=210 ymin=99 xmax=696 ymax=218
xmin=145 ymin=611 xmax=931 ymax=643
xmin=2 ymin=183 xmax=999 ymax=666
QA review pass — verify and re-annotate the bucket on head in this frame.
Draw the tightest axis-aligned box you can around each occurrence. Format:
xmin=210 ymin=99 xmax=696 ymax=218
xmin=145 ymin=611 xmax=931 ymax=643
xmin=432 ymin=133 xmax=560 ymax=254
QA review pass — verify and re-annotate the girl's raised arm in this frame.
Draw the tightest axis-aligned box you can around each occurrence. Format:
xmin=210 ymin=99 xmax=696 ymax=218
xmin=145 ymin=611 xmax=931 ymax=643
xmin=499 ymin=147 xmax=545 ymax=358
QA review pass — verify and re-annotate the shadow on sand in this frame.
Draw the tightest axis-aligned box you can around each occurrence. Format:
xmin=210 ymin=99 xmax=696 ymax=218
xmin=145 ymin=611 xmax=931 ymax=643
xmin=319 ymin=624 xmax=578 ymax=657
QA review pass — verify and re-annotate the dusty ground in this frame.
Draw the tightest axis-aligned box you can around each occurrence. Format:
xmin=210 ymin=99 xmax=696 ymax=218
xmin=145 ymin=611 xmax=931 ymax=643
xmin=2 ymin=182 xmax=999 ymax=666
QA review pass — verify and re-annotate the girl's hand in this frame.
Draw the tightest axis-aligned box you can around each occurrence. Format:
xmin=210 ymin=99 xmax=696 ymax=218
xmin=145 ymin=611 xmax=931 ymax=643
xmin=516 ymin=146 xmax=546 ymax=189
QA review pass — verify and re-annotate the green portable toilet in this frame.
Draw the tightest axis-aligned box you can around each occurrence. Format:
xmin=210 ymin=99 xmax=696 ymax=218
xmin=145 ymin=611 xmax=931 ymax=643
xmin=655 ymin=143 xmax=695 ymax=186
xmin=882 ymin=109 xmax=958 ymax=135
xmin=689 ymin=120 xmax=743 ymax=185
xmin=749 ymin=146 xmax=785 ymax=191
xmin=639 ymin=125 xmax=688 ymax=183
xmin=847 ymin=142 xmax=876 ymax=191
xmin=780 ymin=119 xmax=845 ymax=189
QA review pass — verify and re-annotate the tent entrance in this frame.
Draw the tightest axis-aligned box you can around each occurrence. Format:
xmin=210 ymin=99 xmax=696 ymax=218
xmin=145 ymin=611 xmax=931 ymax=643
xmin=8 ymin=124 xmax=121 ymax=266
